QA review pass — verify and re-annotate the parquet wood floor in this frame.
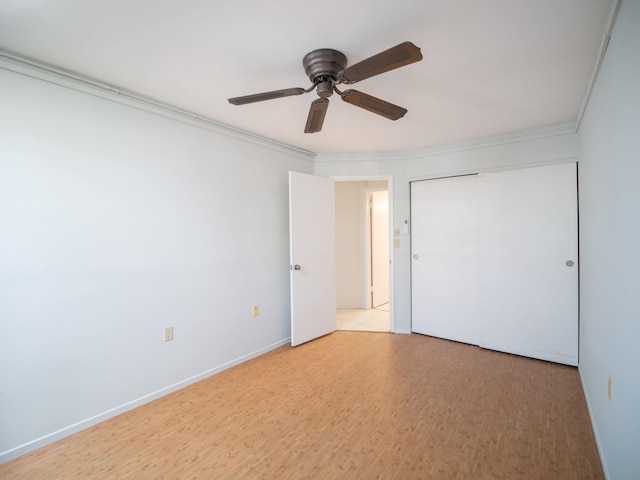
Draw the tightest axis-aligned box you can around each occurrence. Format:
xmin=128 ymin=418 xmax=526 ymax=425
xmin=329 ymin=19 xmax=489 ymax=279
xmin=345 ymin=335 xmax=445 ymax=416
xmin=0 ymin=332 xmax=603 ymax=479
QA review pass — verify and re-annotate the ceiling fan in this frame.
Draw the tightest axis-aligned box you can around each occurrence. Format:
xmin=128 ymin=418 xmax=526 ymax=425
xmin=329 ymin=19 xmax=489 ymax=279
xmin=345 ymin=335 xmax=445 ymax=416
xmin=228 ymin=41 xmax=423 ymax=133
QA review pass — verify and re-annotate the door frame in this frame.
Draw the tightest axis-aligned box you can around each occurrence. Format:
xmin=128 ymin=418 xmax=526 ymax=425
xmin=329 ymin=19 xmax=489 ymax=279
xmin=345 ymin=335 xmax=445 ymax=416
xmin=333 ymin=175 xmax=394 ymax=332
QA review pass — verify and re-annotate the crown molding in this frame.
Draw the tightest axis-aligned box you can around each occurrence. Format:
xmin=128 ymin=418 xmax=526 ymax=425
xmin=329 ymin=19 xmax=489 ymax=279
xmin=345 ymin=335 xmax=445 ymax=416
xmin=2 ymin=42 xmax=599 ymax=164
xmin=313 ymin=150 xmax=407 ymax=162
xmin=0 ymin=48 xmax=314 ymax=161
xmin=315 ymin=121 xmax=577 ymax=163
xmin=404 ymin=122 xmax=577 ymax=161
xmin=576 ymin=0 xmax=622 ymax=131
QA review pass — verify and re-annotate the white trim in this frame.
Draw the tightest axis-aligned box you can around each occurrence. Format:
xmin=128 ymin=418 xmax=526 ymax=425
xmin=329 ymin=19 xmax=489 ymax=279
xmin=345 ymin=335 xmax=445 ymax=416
xmin=315 ymin=122 xmax=577 ymax=163
xmin=578 ymin=369 xmax=610 ymax=480
xmin=405 ymin=123 xmax=577 ymax=161
xmin=317 ymin=151 xmax=409 ymax=163
xmin=0 ymin=337 xmax=290 ymax=464
xmin=394 ymin=329 xmax=412 ymax=335
xmin=576 ymin=0 xmax=623 ymax=131
xmin=479 ymin=342 xmax=578 ymax=367
xmin=1 ymin=46 xmax=595 ymax=163
xmin=0 ymin=48 xmax=313 ymax=160
xmin=365 ymin=190 xmax=373 ymax=310
xmin=407 ymin=156 xmax=579 ymax=183
xmin=386 ymin=178 xmax=395 ymax=334
xmin=332 ymin=175 xmax=395 ymax=334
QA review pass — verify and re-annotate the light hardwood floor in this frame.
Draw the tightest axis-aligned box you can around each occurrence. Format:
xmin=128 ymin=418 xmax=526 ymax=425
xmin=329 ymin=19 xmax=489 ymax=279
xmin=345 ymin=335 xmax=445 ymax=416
xmin=0 ymin=332 xmax=603 ymax=479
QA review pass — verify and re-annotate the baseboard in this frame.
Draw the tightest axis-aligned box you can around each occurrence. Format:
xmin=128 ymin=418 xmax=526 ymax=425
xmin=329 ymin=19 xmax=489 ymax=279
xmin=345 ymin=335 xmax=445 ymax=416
xmin=479 ymin=341 xmax=578 ymax=366
xmin=0 ymin=337 xmax=291 ymax=464
xmin=578 ymin=368 xmax=609 ymax=480
xmin=393 ymin=328 xmax=412 ymax=334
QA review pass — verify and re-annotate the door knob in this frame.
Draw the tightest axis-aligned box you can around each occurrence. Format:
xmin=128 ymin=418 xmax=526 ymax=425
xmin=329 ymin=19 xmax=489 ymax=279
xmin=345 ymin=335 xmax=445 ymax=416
xmin=565 ymin=260 xmax=575 ymax=267
xmin=293 ymin=264 xmax=301 ymax=270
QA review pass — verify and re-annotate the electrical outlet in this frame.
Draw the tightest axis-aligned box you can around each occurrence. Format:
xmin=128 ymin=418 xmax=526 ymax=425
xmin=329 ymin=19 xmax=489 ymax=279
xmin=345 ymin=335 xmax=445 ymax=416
xmin=164 ymin=326 xmax=174 ymax=342
xmin=252 ymin=304 xmax=259 ymax=317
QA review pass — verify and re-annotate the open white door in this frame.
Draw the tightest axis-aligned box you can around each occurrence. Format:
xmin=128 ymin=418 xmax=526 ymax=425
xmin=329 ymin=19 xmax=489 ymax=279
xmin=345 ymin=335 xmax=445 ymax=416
xmin=289 ymin=171 xmax=336 ymax=346
xmin=370 ymin=190 xmax=390 ymax=308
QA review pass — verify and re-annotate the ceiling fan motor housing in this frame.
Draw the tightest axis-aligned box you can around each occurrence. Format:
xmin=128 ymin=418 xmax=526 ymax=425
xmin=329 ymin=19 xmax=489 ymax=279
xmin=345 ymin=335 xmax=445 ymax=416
xmin=303 ymin=49 xmax=347 ymax=85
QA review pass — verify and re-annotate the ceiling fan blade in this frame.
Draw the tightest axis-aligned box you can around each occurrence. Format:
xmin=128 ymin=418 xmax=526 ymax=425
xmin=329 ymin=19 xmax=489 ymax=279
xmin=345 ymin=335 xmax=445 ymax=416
xmin=304 ymin=98 xmax=329 ymax=133
xmin=340 ymin=90 xmax=407 ymax=120
xmin=228 ymin=87 xmax=306 ymax=105
xmin=339 ymin=41 xmax=423 ymax=84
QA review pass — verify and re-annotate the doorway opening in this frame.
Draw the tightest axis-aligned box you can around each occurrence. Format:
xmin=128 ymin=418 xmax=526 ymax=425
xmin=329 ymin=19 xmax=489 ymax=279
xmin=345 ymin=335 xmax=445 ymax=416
xmin=334 ymin=179 xmax=392 ymax=332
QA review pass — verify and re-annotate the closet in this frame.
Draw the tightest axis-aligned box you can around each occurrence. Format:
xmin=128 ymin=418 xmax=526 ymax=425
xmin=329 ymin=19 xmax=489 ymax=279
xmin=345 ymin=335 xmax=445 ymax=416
xmin=411 ymin=163 xmax=578 ymax=365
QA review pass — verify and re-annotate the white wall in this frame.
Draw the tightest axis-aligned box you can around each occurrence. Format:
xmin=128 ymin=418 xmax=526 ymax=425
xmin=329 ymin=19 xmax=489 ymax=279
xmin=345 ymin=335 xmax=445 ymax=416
xmin=4 ymin=7 xmax=633 ymax=472
xmin=335 ymin=182 xmax=366 ymax=308
xmin=577 ymin=0 xmax=640 ymax=477
xmin=0 ymin=64 xmax=313 ymax=461
xmin=315 ymin=131 xmax=578 ymax=333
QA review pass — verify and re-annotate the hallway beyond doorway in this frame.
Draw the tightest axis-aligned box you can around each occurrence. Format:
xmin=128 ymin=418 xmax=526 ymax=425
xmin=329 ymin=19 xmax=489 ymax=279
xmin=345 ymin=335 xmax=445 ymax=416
xmin=337 ymin=304 xmax=390 ymax=332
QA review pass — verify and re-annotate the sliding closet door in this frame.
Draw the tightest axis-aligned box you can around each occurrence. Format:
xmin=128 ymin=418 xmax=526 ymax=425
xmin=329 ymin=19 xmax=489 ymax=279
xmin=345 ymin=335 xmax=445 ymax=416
xmin=478 ymin=163 xmax=578 ymax=365
xmin=410 ymin=164 xmax=578 ymax=365
xmin=411 ymin=175 xmax=480 ymax=345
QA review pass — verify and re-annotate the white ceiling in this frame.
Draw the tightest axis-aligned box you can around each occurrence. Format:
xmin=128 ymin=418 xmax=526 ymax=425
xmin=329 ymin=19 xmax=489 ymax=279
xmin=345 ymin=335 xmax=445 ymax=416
xmin=0 ymin=0 xmax=614 ymax=154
